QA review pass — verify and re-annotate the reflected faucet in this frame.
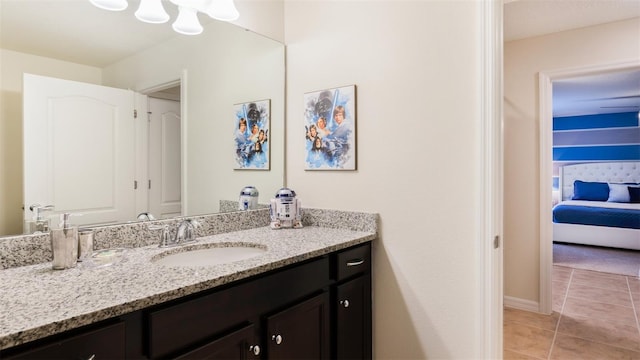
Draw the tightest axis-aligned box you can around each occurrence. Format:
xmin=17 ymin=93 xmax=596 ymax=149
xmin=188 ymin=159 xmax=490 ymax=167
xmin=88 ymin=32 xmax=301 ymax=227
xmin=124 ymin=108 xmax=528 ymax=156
xmin=175 ymin=219 xmax=199 ymax=244
xmin=137 ymin=212 xmax=156 ymax=221
xmin=150 ymin=219 xmax=200 ymax=248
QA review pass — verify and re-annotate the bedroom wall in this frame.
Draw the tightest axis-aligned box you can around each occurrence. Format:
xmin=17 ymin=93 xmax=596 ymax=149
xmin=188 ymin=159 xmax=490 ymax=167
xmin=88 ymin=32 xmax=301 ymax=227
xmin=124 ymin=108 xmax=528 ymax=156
xmin=285 ymin=1 xmax=486 ymax=358
xmin=504 ymin=18 xmax=640 ymax=306
xmin=553 ymin=112 xmax=640 ymax=190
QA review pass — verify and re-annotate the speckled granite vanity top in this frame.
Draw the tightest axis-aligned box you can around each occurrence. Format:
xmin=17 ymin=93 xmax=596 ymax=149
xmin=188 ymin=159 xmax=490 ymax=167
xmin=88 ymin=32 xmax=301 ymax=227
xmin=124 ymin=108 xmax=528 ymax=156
xmin=0 ymin=209 xmax=377 ymax=350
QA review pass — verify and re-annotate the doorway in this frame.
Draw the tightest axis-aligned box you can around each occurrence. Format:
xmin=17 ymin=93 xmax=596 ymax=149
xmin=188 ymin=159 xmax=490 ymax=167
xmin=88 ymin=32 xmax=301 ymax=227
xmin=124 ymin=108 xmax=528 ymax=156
xmin=538 ymin=60 xmax=640 ymax=314
xmin=141 ymin=83 xmax=183 ymax=220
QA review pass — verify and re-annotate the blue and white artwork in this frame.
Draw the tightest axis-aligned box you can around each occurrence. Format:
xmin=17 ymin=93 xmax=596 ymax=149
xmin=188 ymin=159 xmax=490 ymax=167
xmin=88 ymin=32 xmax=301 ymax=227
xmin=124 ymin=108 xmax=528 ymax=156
xmin=304 ymin=85 xmax=356 ymax=170
xmin=234 ymin=99 xmax=270 ymax=170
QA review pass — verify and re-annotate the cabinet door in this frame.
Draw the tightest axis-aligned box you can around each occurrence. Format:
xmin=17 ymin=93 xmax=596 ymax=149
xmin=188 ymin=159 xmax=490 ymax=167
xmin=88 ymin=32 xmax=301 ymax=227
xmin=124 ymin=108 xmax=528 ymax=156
xmin=335 ymin=275 xmax=372 ymax=360
xmin=175 ymin=324 xmax=260 ymax=360
xmin=5 ymin=322 xmax=125 ymax=360
xmin=266 ymin=292 xmax=330 ymax=360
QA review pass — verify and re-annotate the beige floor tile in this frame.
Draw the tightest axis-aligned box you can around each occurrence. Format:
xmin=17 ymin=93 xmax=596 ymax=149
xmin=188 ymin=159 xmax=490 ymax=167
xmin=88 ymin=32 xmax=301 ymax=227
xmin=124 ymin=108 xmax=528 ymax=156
xmin=553 ymin=293 xmax=565 ymax=313
xmin=503 ymin=349 xmax=545 ymax=359
xmin=629 ymin=278 xmax=640 ymax=302
xmin=504 ymin=307 xmax=560 ymax=331
xmin=557 ymin=314 xmax=640 ymax=352
xmin=553 ymin=266 xmax=572 ymax=283
xmin=568 ymin=281 xmax=633 ymax=307
xmin=563 ymin=297 xmax=637 ymax=327
xmin=550 ymin=333 xmax=640 ymax=360
xmin=571 ymin=269 xmax=630 ymax=292
xmin=504 ymin=321 xmax=555 ymax=359
xmin=508 ymin=264 xmax=640 ymax=359
xmin=554 ymin=280 xmax=569 ymax=299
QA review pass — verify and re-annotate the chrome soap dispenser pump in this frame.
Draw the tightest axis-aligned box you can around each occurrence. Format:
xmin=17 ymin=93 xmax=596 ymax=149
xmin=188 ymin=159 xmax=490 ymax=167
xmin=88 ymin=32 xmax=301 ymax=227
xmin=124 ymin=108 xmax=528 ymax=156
xmin=50 ymin=213 xmax=79 ymax=270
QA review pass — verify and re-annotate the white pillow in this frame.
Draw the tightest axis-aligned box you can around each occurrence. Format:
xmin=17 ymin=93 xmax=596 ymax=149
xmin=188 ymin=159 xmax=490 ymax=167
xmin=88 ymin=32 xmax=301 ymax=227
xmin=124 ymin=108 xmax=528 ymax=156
xmin=608 ymin=183 xmax=637 ymax=203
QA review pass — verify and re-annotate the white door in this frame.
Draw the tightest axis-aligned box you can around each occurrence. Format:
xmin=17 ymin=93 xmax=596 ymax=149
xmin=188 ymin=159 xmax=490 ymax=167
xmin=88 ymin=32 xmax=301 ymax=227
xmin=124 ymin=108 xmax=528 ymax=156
xmin=23 ymin=73 xmax=137 ymax=228
xmin=148 ymin=97 xmax=181 ymax=219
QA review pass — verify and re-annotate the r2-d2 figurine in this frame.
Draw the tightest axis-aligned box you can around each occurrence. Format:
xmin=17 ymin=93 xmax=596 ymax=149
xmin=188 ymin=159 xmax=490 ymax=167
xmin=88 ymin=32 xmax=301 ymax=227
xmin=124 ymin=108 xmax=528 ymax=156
xmin=270 ymin=188 xmax=303 ymax=229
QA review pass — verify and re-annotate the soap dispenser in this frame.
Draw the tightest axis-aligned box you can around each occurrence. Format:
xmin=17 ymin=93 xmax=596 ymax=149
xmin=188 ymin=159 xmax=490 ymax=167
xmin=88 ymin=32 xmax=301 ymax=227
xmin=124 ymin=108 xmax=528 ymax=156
xmin=50 ymin=213 xmax=78 ymax=270
xmin=25 ymin=204 xmax=54 ymax=234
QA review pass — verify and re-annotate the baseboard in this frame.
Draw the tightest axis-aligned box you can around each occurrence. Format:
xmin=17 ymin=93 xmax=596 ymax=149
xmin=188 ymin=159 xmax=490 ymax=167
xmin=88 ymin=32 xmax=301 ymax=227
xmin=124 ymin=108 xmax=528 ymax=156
xmin=504 ymin=296 xmax=540 ymax=312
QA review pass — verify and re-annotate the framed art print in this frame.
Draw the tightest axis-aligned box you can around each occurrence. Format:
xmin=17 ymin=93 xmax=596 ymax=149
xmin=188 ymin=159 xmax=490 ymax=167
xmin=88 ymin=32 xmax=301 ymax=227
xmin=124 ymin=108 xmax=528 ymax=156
xmin=303 ymin=85 xmax=356 ymax=170
xmin=234 ymin=99 xmax=270 ymax=170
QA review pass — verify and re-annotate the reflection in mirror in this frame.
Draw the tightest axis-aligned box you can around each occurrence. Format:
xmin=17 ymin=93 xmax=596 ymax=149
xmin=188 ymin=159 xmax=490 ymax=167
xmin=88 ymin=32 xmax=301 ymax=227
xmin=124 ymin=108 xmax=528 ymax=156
xmin=0 ymin=2 xmax=285 ymax=237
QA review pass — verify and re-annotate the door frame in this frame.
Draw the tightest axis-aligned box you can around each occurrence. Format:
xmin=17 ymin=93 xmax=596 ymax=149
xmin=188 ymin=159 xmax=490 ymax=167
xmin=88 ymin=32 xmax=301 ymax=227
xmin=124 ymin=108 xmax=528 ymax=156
xmin=480 ymin=0 xmax=503 ymax=357
xmin=537 ymin=59 xmax=640 ymax=314
xmin=138 ymin=71 xmax=188 ymax=217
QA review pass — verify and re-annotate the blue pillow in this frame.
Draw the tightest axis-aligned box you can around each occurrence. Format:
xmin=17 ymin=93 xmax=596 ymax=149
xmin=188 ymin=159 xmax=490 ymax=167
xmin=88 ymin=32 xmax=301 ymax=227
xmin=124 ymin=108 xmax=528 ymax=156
xmin=572 ymin=180 xmax=609 ymax=201
xmin=629 ymin=186 xmax=640 ymax=203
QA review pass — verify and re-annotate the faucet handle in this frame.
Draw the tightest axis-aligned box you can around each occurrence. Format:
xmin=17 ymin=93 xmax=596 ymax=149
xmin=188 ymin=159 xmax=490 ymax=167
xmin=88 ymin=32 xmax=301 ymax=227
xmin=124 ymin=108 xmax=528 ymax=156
xmin=148 ymin=224 xmax=171 ymax=248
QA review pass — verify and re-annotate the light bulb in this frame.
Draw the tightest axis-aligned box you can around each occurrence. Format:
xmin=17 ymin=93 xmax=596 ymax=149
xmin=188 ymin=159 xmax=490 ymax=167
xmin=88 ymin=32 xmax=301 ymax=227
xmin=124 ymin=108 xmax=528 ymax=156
xmin=89 ymin=0 xmax=128 ymax=11
xmin=172 ymin=6 xmax=203 ymax=35
xmin=135 ymin=0 xmax=170 ymax=24
xmin=206 ymin=0 xmax=239 ymax=21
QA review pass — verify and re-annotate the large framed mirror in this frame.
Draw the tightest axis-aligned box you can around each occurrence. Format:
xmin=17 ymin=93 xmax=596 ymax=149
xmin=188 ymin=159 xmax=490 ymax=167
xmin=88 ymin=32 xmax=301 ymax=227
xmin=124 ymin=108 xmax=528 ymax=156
xmin=0 ymin=0 xmax=285 ymax=237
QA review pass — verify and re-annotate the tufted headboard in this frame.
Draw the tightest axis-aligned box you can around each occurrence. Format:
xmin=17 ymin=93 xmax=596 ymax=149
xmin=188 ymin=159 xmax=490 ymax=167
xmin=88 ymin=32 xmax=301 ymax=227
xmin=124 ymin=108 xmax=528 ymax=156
xmin=559 ymin=161 xmax=640 ymax=201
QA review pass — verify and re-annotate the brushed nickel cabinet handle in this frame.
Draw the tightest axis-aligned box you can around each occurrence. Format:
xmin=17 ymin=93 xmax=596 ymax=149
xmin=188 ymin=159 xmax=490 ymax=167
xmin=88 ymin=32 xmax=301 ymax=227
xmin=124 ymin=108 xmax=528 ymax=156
xmin=346 ymin=259 xmax=364 ymax=267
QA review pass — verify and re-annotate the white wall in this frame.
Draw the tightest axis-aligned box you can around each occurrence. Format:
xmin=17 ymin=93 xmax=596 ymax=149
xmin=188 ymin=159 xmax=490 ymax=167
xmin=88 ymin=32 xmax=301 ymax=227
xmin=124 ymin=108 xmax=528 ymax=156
xmin=101 ymin=20 xmax=285 ymax=216
xmin=503 ymin=18 xmax=640 ymax=304
xmin=233 ymin=0 xmax=284 ymax=43
xmin=285 ymin=1 xmax=484 ymax=358
xmin=0 ymin=49 xmax=102 ymax=235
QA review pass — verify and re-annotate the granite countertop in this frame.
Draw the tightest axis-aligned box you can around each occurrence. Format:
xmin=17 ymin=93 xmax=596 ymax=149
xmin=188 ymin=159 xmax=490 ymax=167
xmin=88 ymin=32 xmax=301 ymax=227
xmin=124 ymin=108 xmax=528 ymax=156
xmin=0 ymin=225 xmax=375 ymax=350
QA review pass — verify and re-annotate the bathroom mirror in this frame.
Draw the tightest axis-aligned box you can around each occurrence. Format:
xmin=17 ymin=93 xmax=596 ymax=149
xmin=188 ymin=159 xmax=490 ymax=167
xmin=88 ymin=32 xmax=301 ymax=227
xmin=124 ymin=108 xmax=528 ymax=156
xmin=0 ymin=1 xmax=285 ymax=237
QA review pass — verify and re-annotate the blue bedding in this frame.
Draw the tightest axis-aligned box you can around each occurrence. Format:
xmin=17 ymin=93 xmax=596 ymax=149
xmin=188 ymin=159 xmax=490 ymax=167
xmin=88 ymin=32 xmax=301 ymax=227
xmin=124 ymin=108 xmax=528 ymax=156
xmin=553 ymin=204 xmax=640 ymax=230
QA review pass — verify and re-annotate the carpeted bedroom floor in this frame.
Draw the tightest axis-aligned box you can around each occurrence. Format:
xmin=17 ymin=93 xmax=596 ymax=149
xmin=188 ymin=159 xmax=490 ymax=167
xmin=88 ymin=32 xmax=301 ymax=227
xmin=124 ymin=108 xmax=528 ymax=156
xmin=553 ymin=242 xmax=640 ymax=277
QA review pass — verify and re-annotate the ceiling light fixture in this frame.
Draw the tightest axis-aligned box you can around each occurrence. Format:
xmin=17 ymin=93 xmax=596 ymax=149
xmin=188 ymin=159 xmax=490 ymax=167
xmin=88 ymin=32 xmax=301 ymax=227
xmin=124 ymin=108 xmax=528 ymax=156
xmin=89 ymin=0 xmax=239 ymax=35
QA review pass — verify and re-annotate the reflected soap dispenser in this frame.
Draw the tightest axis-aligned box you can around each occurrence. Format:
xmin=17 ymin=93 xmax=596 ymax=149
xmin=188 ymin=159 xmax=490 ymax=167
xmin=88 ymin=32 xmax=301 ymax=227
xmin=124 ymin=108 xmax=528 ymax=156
xmin=25 ymin=204 xmax=54 ymax=234
xmin=50 ymin=213 xmax=78 ymax=270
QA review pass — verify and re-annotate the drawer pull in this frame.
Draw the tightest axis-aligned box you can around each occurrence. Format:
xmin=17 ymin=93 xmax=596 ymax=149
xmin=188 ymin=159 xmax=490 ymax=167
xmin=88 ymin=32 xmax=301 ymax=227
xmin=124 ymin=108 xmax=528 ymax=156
xmin=346 ymin=259 xmax=364 ymax=267
xmin=272 ymin=334 xmax=283 ymax=345
xmin=340 ymin=299 xmax=350 ymax=308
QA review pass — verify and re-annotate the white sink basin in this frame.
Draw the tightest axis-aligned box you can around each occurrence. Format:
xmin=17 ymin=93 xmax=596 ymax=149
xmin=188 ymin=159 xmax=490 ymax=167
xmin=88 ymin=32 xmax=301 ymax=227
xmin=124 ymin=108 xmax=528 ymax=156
xmin=153 ymin=243 xmax=267 ymax=267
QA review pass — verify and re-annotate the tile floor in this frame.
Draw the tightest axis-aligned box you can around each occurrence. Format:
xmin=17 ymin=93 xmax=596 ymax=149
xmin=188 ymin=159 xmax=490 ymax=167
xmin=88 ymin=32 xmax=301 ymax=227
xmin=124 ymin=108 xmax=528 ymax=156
xmin=504 ymin=266 xmax=640 ymax=359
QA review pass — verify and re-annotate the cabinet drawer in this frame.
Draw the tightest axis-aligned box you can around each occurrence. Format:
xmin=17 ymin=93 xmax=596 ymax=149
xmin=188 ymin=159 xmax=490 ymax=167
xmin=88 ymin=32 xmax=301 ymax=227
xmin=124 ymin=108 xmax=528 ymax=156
xmin=5 ymin=321 xmax=125 ymax=360
xmin=336 ymin=243 xmax=371 ymax=281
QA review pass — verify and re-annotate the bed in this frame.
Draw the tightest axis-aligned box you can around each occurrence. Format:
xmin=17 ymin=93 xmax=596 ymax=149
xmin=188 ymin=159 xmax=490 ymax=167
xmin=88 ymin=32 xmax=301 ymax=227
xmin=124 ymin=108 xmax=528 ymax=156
xmin=553 ymin=161 xmax=640 ymax=250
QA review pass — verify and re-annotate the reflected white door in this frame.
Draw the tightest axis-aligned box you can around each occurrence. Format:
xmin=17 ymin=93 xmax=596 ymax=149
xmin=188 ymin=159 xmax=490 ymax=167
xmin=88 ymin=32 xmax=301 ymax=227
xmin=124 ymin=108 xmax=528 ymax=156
xmin=148 ymin=97 xmax=181 ymax=219
xmin=23 ymin=73 xmax=136 ymax=228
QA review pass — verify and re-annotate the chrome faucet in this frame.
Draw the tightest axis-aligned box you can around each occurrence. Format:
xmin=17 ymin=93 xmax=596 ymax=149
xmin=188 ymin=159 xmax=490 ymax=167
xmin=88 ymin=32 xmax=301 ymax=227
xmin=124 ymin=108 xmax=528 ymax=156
xmin=137 ymin=212 xmax=156 ymax=221
xmin=175 ymin=219 xmax=199 ymax=244
xmin=150 ymin=219 xmax=200 ymax=248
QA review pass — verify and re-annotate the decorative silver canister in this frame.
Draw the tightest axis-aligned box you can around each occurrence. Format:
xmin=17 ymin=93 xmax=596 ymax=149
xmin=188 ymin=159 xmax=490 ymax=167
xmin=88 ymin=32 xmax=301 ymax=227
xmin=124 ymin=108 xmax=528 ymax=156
xmin=78 ymin=228 xmax=94 ymax=262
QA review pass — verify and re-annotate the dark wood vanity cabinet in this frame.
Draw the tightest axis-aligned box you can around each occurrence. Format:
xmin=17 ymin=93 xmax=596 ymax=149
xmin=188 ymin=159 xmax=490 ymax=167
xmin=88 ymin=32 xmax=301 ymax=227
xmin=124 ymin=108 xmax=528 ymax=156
xmin=1 ymin=242 xmax=372 ymax=360
xmin=2 ymin=321 xmax=126 ymax=360
xmin=333 ymin=243 xmax=372 ymax=360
